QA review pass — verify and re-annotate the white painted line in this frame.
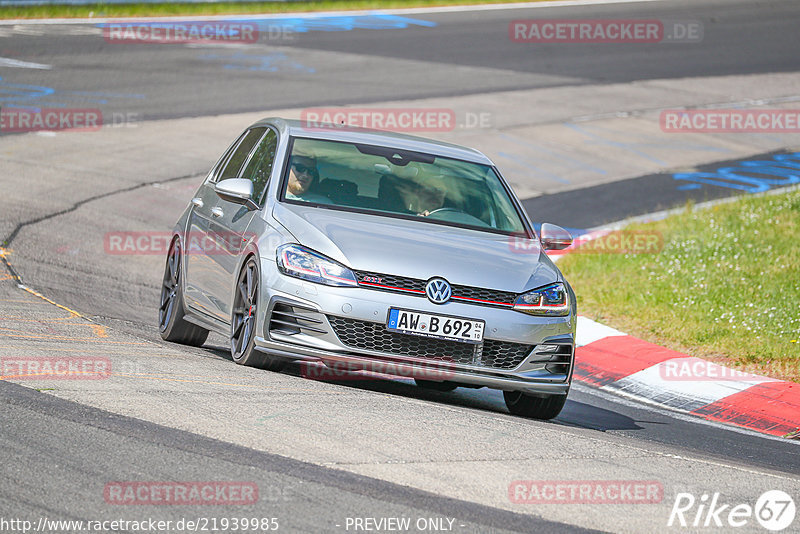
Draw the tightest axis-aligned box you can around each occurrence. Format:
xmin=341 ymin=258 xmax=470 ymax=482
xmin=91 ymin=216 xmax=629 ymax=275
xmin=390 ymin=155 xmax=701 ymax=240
xmin=0 ymin=0 xmax=668 ymax=25
xmin=573 ymin=381 xmax=795 ymax=445
xmin=606 ymin=357 xmax=776 ymax=412
xmin=0 ymin=56 xmax=51 ymax=69
xmin=576 ymin=315 xmax=626 ymax=346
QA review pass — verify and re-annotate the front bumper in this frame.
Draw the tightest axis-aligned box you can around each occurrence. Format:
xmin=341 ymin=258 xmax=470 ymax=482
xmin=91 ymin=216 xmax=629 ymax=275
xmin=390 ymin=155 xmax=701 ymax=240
xmin=254 ymin=266 xmax=576 ymax=395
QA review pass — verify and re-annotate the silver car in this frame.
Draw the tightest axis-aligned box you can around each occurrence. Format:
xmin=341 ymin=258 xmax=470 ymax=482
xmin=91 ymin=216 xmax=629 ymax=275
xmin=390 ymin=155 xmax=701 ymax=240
xmin=159 ymin=117 xmax=576 ymax=419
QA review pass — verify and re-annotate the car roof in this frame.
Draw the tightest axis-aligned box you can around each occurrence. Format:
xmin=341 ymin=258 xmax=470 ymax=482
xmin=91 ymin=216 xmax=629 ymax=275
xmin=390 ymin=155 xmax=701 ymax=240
xmin=250 ymin=117 xmax=495 ymax=166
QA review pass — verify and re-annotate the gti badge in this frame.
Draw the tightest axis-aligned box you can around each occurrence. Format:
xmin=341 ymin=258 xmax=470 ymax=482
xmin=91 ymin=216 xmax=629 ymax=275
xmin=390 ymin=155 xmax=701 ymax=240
xmin=425 ymin=278 xmax=452 ymax=304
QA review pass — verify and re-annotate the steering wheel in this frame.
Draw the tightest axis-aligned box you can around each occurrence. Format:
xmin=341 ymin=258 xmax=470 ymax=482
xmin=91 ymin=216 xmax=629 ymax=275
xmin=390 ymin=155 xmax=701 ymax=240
xmin=423 ymin=207 xmax=462 ymax=217
xmin=421 ymin=207 xmax=491 ymax=227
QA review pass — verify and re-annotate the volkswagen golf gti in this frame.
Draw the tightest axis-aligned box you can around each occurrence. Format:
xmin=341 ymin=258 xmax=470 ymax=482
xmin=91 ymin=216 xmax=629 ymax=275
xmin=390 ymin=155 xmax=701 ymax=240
xmin=159 ymin=117 xmax=576 ymax=419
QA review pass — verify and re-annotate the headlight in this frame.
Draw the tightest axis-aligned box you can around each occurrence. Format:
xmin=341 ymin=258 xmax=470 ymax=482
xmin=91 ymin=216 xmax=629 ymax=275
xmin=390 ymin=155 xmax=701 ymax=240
xmin=276 ymin=244 xmax=358 ymax=287
xmin=513 ymin=283 xmax=569 ymax=316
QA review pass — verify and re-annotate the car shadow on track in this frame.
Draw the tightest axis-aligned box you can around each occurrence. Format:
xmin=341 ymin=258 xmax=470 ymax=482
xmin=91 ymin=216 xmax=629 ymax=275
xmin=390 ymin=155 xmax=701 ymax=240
xmin=239 ymin=358 xmax=646 ymax=432
xmin=555 ymin=400 xmax=653 ymax=432
xmin=200 ymin=343 xmax=649 ymax=432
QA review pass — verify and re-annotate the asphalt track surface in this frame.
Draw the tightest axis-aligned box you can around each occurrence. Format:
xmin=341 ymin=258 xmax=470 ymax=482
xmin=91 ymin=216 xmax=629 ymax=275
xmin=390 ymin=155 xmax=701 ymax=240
xmin=1 ymin=379 xmax=587 ymax=534
xmin=2 ymin=0 xmax=800 ymax=532
xmin=0 ymin=0 xmax=796 ymax=120
xmin=522 ymin=148 xmax=800 ymax=229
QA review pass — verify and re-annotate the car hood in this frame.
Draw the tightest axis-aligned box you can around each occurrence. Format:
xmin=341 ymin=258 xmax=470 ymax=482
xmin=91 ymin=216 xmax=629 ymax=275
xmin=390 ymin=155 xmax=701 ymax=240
xmin=272 ymin=203 xmax=560 ymax=293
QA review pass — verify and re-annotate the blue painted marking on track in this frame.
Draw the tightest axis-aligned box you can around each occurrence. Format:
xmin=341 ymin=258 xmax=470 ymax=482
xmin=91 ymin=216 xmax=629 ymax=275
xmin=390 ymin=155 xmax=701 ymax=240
xmin=249 ymin=14 xmax=437 ymax=33
xmin=96 ymin=14 xmax=437 ymax=34
xmin=672 ymin=152 xmax=800 ymax=193
xmin=0 ymin=77 xmax=145 ymax=110
xmin=199 ymin=52 xmax=315 ymax=73
xmin=0 ymin=78 xmax=54 ymax=107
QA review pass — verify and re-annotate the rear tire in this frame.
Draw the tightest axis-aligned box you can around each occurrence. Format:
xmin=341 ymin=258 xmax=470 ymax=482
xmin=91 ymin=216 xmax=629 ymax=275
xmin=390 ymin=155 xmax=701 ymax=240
xmin=414 ymin=379 xmax=458 ymax=392
xmin=159 ymin=238 xmax=209 ymax=346
xmin=231 ymin=257 xmax=285 ymax=372
xmin=503 ymin=391 xmax=567 ymax=420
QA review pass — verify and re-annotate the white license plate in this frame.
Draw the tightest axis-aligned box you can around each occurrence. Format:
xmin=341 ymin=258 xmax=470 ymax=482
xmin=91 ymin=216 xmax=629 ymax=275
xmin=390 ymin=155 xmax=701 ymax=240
xmin=386 ymin=308 xmax=484 ymax=344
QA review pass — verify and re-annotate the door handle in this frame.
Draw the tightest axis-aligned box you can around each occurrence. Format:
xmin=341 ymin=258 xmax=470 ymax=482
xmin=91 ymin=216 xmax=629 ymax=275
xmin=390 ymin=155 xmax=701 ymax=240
xmin=191 ymin=197 xmax=203 ymax=208
xmin=211 ymin=207 xmax=224 ymax=218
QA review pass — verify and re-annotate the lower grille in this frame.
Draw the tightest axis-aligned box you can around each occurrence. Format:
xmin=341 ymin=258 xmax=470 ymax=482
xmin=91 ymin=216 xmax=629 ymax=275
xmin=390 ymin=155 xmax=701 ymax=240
xmin=269 ymin=303 xmax=326 ymax=336
xmin=327 ymin=316 xmax=533 ymax=370
xmin=544 ymin=345 xmax=573 ymax=375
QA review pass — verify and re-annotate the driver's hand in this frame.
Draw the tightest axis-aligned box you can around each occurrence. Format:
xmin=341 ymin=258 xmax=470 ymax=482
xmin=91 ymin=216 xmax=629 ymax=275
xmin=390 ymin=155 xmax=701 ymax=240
xmin=417 ymin=210 xmax=431 ymax=217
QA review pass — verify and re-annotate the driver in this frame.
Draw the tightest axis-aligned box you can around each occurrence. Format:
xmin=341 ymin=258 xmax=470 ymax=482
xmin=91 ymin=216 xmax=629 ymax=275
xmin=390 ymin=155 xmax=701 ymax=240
xmin=415 ymin=175 xmax=447 ymax=217
xmin=285 ymin=149 xmax=332 ymax=204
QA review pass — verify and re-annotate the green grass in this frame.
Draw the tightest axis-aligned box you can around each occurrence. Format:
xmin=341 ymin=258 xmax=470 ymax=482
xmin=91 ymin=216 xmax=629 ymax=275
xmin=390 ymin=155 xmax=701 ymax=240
xmin=559 ymin=189 xmax=800 ymax=382
xmin=0 ymin=0 xmax=550 ymax=20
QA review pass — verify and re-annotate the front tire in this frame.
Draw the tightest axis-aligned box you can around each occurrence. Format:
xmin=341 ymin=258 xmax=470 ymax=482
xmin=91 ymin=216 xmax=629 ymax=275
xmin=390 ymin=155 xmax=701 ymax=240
xmin=503 ymin=391 xmax=567 ymax=420
xmin=230 ymin=257 xmax=284 ymax=371
xmin=159 ymin=238 xmax=209 ymax=346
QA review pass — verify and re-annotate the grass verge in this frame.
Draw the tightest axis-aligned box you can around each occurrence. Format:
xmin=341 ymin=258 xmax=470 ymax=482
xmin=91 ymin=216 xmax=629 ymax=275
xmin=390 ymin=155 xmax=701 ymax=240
xmin=559 ymin=189 xmax=800 ymax=383
xmin=0 ymin=0 xmax=551 ymax=20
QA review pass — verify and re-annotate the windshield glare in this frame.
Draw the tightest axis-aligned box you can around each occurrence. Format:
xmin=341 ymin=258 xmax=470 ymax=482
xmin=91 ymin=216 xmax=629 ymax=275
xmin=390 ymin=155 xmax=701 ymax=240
xmin=282 ymin=137 xmax=527 ymax=235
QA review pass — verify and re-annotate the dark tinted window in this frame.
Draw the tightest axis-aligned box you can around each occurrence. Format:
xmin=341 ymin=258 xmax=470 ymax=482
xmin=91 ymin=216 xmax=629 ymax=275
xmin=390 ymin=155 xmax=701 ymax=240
xmin=217 ymin=127 xmax=267 ymax=181
xmin=241 ymin=129 xmax=278 ymax=204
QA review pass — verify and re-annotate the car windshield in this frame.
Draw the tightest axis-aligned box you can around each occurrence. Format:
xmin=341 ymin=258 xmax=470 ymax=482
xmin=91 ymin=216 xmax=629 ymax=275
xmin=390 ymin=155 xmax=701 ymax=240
xmin=281 ymin=137 xmax=527 ymax=235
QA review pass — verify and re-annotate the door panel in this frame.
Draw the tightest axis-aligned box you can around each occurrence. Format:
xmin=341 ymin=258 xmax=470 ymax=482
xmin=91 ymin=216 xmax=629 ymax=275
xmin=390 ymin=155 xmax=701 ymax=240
xmin=183 ymin=127 xmax=266 ymax=321
xmin=205 ymin=201 xmax=257 ymax=321
xmin=200 ymin=127 xmax=274 ymax=322
xmin=183 ymin=183 xmax=222 ymax=316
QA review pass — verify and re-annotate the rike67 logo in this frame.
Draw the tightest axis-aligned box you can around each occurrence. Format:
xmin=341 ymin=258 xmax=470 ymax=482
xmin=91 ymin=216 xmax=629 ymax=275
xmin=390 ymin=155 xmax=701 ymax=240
xmin=668 ymin=490 xmax=796 ymax=531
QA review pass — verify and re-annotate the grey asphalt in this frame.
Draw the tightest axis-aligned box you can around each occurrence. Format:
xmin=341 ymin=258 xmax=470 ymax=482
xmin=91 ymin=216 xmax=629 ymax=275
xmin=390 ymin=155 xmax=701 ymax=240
xmin=0 ymin=0 xmax=797 ymax=121
xmin=1 ymin=378 xmax=588 ymax=534
xmin=522 ymin=148 xmax=800 ymax=230
xmin=2 ymin=0 xmax=800 ymax=532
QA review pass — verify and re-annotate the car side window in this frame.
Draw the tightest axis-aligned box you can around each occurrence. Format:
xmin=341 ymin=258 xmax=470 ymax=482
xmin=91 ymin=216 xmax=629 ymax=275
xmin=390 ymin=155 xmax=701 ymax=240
xmin=240 ymin=129 xmax=278 ymax=205
xmin=217 ymin=127 xmax=267 ymax=181
xmin=207 ymin=131 xmax=247 ymax=183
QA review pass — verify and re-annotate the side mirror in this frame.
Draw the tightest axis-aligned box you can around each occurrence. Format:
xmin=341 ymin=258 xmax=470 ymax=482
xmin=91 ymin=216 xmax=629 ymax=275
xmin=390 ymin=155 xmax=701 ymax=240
xmin=215 ymin=178 xmax=258 ymax=210
xmin=540 ymin=223 xmax=573 ymax=251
